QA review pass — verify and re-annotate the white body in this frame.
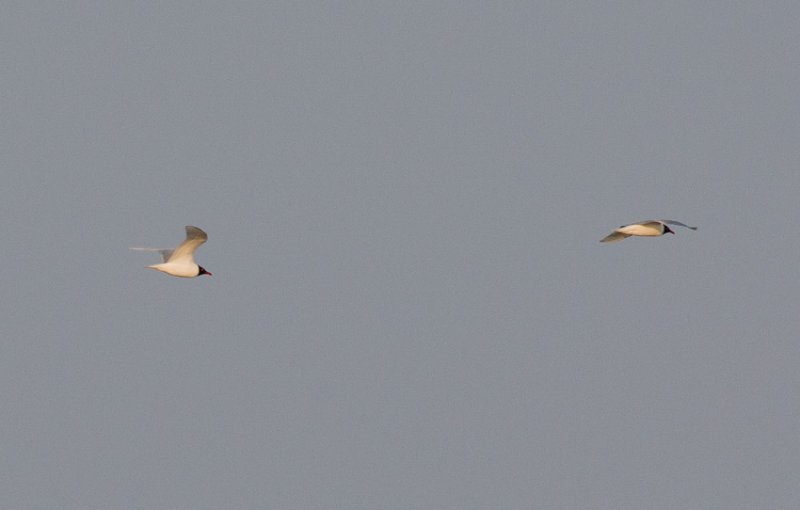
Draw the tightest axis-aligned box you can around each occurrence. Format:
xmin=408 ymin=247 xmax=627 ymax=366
xmin=617 ymin=222 xmax=665 ymax=236
xmin=600 ymin=219 xmax=697 ymax=243
xmin=146 ymin=261 xmax=203 ymax=278
xmin=132 ymin=226 xmax=210 ymax=278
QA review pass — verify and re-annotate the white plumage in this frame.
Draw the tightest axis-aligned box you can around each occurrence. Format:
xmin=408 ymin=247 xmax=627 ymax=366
xmin=600 ymin=220 xmax=697 ymax=243
xmin=131 ymin=226 xmax=212 ymax=277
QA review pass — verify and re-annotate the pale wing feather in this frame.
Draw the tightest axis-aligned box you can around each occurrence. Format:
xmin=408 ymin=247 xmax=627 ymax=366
xmin=130 ymin=247 xmax=174 ymax=263
xmin=659 ymin=219 xmax=698 ymax=230
xmin=634 ymin=220 xmax=664 ymax=228
xmin=166 ymin=226 xmax=208 ymax=263
xmin=600 ymin=231 xmax=632 ymax=243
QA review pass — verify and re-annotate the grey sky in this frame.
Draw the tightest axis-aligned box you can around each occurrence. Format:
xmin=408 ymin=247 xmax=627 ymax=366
xmin=3 ymin=2 xmax=800 ymax=508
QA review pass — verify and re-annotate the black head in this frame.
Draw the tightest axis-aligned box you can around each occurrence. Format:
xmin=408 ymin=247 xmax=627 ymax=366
xmin=198 ymin=266 xmax=212 ymax=276
xmin=664 ymin=225 xmax=675 ymax=235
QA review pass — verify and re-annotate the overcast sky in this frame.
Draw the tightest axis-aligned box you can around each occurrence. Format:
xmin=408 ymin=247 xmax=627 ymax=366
xmin=3 ymin=2 xmax=800 ymax=509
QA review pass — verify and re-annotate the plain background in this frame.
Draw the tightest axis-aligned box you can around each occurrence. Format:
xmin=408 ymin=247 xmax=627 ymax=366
xmin=3 ymin=2 xmax=800 ymax=508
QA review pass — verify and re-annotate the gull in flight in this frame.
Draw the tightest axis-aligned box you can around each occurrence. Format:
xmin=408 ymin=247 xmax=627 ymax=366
xmin=131 ymin=226 xmax=212 ymax=277
xmin=600 ymin=220 xmax=697 ymax=243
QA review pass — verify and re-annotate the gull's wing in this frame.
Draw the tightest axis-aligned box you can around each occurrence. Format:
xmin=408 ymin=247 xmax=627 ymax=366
xmin=633 ymin=220 xmax=663 ymax=228
xmin=600 ymin=231 xmax=632 ymax=243
xmin=660 ymin=220 xmax=698 ymax=230
xmin=166 ymin=226 xmax=208 ymax=263
xmin=130 ymin=247 xmax=174 ymax=263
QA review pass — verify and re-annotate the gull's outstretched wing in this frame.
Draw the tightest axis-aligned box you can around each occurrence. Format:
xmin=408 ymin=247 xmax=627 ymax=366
xmin=130 ymin=247 xmax=174 ymax=263
xmin=600 ymin=231 xmax=632 ymax=243
xmin=166 ymin=226 xmax=208 ymax=263
xmin=660 ymin=220 xmax=698 ymax=230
